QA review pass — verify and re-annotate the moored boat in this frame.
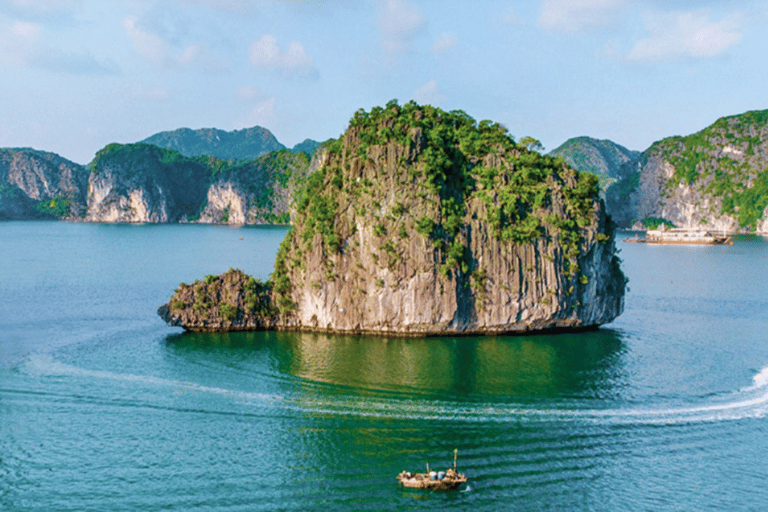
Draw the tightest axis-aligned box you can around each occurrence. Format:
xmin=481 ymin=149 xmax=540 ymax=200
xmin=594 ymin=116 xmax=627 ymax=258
xmin=397 ymin=450 xmax=467 ymax=490
xmin=624 ymin=226 xmax=733 ymax=245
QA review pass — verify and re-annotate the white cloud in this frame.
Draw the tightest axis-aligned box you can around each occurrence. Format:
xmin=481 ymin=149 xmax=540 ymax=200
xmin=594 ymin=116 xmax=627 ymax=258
xmin=122 ymin=15 xmax=223 ymax=70
xmin=432 ymin=34 xmax=455 ymax=54
xmin=501 ymin=6 xmax=522 ymax=25
xmin=123 ymin=15 xmax=171 ymax=67
xmin=177 ymin=44 xmax=203 ymax=66
xmin=627 ymin=10 xmax=744 ymax=61
xmin=412 ymin=80 xmax=446 ymax=105
xmin=130 ymin=87 xmax=170 ymax=101
xmin=175 ymin=0 xmax=258 ymax=16
xmin=377 ymin=0 xmax=426 ymax=55
xmin=0 ymin=19 xmax=114 ymax=74
xmin=235 ymin=85 xmax=276 ymax=128
xmin=248 ymin=34 xmax=317 ymax=77
xmin=10 ymin=19 xmax=40 ymax=39
xmin=237 ymin=85 xmax=262 ymax=101
xmin=239 ymin=96 xmax=276 ymax=128
xmin=0 ymin=0 xmax=80 ymax=19
xmin=538 ymin=0 xmax=630 ymax=32
xmin=0 ymin=20 xmax=40 ymax=64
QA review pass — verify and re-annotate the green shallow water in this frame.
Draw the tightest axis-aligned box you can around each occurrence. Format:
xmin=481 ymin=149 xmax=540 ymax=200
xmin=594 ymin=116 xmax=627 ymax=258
xmin=2 ymin=221 xmax=768 ymax=510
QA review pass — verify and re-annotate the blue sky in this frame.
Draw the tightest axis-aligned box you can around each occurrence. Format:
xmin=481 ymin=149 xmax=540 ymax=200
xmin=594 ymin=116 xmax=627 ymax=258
xmin=1 ymin=0 xmax=767 ymax=164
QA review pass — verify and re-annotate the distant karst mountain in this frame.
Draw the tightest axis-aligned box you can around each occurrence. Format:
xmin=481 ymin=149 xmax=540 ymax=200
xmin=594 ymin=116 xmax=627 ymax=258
xmin=140 ymin=126 xmax=287 ymax=161
xmin=548 ymin=136 xmax=639 ymax=191
xmin=4 ymin=109 xmax=768 ymax=235
xmin=606 ymin=109 xmax=768 ymax=233
xmin=291 ymin=139 xmax=323 ymax=156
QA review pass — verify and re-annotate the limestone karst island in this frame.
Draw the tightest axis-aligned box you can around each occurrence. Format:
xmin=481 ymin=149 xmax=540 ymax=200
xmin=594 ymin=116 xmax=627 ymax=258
xmin=158 ymin=101 xmax=627 ymax=336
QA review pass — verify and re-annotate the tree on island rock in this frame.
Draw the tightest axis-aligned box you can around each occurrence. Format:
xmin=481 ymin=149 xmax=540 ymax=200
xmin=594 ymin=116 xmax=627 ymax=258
xmin=159 ymin=100 xmax=627 ymax=335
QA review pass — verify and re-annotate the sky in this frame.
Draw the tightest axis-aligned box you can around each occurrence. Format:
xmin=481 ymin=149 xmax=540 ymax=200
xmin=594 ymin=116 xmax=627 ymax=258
xmin=1 ymin=0 xmax=768 ymax=164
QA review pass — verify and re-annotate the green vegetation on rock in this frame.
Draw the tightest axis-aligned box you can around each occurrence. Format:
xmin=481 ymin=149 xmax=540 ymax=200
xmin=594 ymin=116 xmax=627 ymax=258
xmin=35 ymin=192 xmax=77 ymax=218
xmin=160 ymin=101 xmax=626 ymax=335
xmin=272 ymin=100 xmax=612 ymax=314
xmin=162 ymin=268 xmax=276 ymax=331
xmin=642 ymin=217 xmax=675 ymax=230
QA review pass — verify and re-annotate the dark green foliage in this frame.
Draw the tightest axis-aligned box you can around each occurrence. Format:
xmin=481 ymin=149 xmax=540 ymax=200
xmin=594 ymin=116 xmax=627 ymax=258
xmin=220 ymin=303 xmax=237 ymax=321
xmin=728 ymin=171 xmax=768 ymax=229
xmin=519 ymin=136 xmax=544 ymax=153
xmin=35 ymin=193 xmax=75 ymax=218
xmin=415 ymin=215 xmax=435 ymax=236
xmin=605 ymin=170 xmax=641 ymax=226
xmin=0 ymin=183 xmax=25 ymax=200
xmin=642 ymin=217 xmax=675 ymax=230
xmin=658 ymin=135 xmax=709 ymax=185
xmin=296 ymin=169 xmax=340 ymax=251
xmin=271 ymin=232 xmax=297 ymax=315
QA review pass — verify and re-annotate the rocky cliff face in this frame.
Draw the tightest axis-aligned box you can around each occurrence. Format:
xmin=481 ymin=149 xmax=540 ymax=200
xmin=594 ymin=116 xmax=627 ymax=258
xmin=158 ymin=269 xmax=277 ymax=332
xmin=548 ymin=136 xmax=639 ymax=191
xmin=160 ymin=101 xmax=626 ymax=335
xmin=0 ymin=148 xmax=88 ymax=219
xmin=85 ymin=144 xmax=210 ymax=222
xmin=196 ymin=150 xmax=311 ymax=224
xmin=607 ymin=109 xmax=768 ymax=232
xmin=84 ymin=144 xmax=312 ymax=224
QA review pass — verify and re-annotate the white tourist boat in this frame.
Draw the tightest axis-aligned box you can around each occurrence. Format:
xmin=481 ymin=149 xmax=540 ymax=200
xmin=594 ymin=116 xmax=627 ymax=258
xmin=640 ymin=226 xmax=733 ymax=245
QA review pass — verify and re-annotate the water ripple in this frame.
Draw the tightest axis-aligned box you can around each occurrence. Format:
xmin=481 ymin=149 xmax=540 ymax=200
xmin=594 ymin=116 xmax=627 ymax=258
xmin=21 ymin=353 xmax=768 ymax=427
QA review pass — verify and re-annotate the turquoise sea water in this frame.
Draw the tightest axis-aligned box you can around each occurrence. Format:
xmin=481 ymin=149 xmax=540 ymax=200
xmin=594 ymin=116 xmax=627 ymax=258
xmin=2 ymin=221 xmax=768 ymax=511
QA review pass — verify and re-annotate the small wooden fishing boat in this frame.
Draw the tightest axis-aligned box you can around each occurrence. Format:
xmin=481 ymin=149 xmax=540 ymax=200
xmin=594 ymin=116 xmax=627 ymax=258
xmin=397 ymin=449 xmax=467 ymax=490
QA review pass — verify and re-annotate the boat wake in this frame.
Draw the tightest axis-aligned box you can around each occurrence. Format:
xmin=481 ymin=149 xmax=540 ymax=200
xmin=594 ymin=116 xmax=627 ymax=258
xmin=22 ymin=353 xmax=768 ymax=426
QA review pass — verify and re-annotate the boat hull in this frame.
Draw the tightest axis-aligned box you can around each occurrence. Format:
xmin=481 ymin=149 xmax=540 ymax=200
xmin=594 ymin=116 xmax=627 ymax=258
xmin=644 ymin=236 xmax=733 ymax=245
xmin=397 ymin=471 xmax=467 ymax=490
xmin=623 ymin=228 xmax=734 ymax=245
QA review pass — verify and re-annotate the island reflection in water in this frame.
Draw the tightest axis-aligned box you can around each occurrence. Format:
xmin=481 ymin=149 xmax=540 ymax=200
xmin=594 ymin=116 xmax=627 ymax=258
xmin=165 ymin=329 xmax=626 ymax=402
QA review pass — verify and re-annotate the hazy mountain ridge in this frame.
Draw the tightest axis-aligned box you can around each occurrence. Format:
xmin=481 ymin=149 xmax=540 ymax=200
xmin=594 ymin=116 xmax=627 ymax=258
xmin=548 ymin=136 xmax=639 ymax=190
xmin=140 ymin=126 xmax=286 ymax=161
xmin=140 ymin=125 xmax=321 ymax=161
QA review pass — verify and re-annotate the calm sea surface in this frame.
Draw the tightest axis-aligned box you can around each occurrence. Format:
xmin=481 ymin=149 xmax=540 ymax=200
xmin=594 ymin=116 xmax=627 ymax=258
xmin=2 ymin=221 xmax=768 ymax=511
